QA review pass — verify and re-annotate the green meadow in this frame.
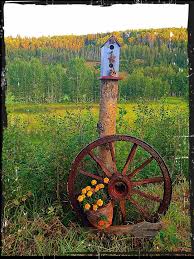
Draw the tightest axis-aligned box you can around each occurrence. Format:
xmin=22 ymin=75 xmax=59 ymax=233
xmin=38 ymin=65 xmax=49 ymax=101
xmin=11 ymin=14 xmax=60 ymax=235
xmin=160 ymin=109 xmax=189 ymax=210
xmin=6 ymin=97 xmax=187 ymax=129
xmin=2 ymin=97 xmax=191 ymax=255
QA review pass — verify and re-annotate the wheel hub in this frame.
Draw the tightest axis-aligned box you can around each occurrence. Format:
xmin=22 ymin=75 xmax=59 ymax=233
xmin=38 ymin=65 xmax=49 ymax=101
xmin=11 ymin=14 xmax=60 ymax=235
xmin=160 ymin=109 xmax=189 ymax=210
xmin=108 ymin=175 xmax=132 ymax=200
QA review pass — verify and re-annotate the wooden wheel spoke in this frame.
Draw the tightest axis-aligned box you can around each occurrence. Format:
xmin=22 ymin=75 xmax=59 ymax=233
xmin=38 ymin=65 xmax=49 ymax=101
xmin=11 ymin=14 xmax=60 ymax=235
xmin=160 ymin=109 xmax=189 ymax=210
xmin=79 ymin=169 xmax=103 ymax=181
xmin=108 ymin=142 xmax=118 ymax=173
xmin=68 ymin=135 xmax=172 ymax=225
xmin=122 ymin=143 xmax=138 ymax=175
xmin=132 ymin=177 xmax=164 ymax=187
xmin=88 ymin=150 xmax=112 ymax=178
xmin=119 ymin=200 xmax=126 ymax=223
xmin=128 ymin=156 xmax=154 ymax=179
xmin=132 ymin=189 xmax=162 ymax=203
xmin=128 ymin=196 xmax=149 ymax=219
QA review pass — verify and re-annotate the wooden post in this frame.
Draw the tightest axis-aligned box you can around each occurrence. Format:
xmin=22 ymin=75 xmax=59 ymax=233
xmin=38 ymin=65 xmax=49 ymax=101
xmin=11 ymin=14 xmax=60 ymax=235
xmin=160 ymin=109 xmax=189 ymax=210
xmin=98 ymin=35 xmax=121 ymax=170
xmin=98 ymin=79 xmax=118 ymax=169
xmin=99 ymin=80 xmax=118 ymax=137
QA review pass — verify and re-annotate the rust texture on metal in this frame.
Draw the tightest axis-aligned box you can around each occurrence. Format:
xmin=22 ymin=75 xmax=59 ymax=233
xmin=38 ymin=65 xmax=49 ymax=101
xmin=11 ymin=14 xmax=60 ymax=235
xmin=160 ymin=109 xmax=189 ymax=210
xmin=67 ymin=135 xmax=172 ymax=226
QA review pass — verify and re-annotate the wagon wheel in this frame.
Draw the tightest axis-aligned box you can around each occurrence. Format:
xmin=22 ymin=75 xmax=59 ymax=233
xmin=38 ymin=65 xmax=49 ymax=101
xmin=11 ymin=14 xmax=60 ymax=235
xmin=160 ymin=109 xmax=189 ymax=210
xmin=67 ymin=135 xmax=172 ymax=225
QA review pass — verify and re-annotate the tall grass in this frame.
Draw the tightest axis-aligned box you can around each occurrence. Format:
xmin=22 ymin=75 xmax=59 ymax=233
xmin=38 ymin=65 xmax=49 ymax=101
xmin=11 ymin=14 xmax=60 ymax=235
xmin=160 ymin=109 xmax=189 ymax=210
xmin=2 ymin=99 xmax=190 ymax=255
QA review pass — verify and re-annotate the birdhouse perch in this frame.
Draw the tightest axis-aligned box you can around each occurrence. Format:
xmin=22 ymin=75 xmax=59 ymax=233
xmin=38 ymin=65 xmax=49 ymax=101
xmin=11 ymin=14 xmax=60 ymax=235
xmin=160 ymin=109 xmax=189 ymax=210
xmin=100 ymin=35 xmax=121 ymax=80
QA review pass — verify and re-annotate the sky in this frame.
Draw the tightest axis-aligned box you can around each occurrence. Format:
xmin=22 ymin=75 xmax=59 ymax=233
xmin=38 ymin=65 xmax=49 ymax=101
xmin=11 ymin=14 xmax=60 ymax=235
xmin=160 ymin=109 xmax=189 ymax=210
xmin=4 ymin=3 xmax=189 ymax=37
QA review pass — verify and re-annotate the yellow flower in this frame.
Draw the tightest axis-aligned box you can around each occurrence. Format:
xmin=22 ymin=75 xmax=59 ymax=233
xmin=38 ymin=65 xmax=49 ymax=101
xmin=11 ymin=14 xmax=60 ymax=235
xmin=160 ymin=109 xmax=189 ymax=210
xmin=81 ymin=188 xmax=87 ymax=194
xmin=77 ymin=195 xmax=84 ymax=202
xmin=91 ymin=179 xmax=97 ymax=186
xmin=82 ymin=194 xmax=86 ymax=199
xmin=96 ymin=199 xmax=103 ymax=207
xmin=84 ymin=203 xmax=91 ymax=210
xmin=87 ymin=191 xmax=93 ymax=197
xmin=104 ymin=178 xmax=109 ymax=184
xmin=21 ymin=196 xmax=27 ymax=202
xmin=98 ymin=183 xmax=105 ymax=189
xmin=93 ymin=204 xmax=98 ymax=211
xmin=86 ymin=186 xmax=91 ymax=191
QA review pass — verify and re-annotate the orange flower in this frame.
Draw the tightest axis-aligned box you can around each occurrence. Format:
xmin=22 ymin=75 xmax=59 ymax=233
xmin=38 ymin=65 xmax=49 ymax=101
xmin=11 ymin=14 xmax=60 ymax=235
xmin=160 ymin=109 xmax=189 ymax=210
xmin=77 ymin=195 xmax=84 ymax=202
xmin=81 ymin=188 xmax=87 ymax=194
xmin=94 ymin=186 xmax=100 ymax=192
xmin=96 ymin=199 xmax=103 ymax=207
xmin=103 ymin=178 xmax=109 ymax=184
xmin=87 ymin=191 xmax=93 ymax=197
xmin=98 ymin=183 xmax=105 ymax=189
xmin=86 ymin=186 xmax=91 ymax=191
xmin=84 ymin=203 xmax=91 ymax=210
xmin=93 ymin=204 xmax=98 ymax=211
xmin=91 ymin=180 xmax=97 ymax=186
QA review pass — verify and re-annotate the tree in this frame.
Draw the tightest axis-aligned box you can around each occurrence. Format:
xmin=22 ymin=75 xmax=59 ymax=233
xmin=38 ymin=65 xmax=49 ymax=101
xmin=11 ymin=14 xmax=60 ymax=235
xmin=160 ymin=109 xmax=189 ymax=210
xmin=66 ymin=57 xmax=95 ymax=102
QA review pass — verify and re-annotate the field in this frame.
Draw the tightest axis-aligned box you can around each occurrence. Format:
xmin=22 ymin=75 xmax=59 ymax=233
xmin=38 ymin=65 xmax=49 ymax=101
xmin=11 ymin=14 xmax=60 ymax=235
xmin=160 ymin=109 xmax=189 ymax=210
xmin=2 ymin=97 xmax=192 ymax=255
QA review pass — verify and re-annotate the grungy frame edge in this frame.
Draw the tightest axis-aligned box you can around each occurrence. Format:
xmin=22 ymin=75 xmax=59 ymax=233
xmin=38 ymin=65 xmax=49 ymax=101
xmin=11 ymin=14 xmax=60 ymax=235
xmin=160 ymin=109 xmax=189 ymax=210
xmin=0 ymin=0 xmax=193 ymax=254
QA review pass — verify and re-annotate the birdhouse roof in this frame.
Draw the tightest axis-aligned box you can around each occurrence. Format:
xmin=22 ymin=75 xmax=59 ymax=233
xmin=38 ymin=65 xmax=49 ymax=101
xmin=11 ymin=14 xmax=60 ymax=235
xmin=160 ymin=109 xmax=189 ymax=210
xmin=101 ymin=35 xmax=121 ymax=48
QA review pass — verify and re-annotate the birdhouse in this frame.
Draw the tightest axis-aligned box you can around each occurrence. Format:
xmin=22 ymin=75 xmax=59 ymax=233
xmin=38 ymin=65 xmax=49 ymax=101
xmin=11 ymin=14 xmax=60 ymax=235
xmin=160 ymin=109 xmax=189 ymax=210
xmin=100 ymin=35 xmax=121 ymax=80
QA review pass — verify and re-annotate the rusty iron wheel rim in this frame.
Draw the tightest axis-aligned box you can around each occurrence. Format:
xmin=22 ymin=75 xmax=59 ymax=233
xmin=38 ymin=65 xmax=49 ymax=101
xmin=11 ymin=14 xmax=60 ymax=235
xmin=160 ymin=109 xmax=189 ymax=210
xmin=67 ymin=134 xmax=172 ymax=225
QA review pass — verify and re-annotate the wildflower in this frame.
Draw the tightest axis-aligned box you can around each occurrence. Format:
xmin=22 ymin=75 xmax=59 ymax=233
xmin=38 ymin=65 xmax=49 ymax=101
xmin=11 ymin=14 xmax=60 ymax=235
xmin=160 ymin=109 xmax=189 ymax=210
xmin=91 ymin=179 xmax=97 ymax=186
xmin=21 ymin=195 xmax=27 ymax=202
xmin=84 ymin=203 xmax=91 ymax=210
xmin=81 ymin=188 xmax=87 ymax=194
xmin=77 ymin=195 xmax=84 ymax=202
xmin=48 ymin=206 xmax=54 ymax=215
xmin=93 ymin=204 xmax=98 ymax=211
xmin=104 ymin=178 xmax=109 ymax=184
xmin=96 ymin=199 xmax=103 ymax=207
xmin=87 ymin=191 xmax=93 ymax=197
xmin=86 ymin=186 xmax=91 ymax=191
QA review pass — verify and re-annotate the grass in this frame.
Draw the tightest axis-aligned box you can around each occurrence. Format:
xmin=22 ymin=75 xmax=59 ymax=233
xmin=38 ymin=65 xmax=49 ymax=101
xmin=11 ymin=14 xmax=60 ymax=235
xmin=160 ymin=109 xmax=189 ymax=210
xmin=2 ymin=179 xmax=191 ymax=255
xmin=2 ymin=97 xmax=191 ymax=255
xmin=6 ymin=97 xmax=188 ymax=133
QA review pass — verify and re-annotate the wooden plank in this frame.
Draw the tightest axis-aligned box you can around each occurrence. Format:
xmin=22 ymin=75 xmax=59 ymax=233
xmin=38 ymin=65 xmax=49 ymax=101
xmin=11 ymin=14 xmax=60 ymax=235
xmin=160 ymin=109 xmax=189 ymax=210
xmin=84 ymin=221 xmax=163 ymax=237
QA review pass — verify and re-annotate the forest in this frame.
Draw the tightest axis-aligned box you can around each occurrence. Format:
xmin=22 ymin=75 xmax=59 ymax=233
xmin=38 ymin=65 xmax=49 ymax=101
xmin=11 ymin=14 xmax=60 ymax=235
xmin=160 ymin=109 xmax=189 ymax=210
xmin=5 ymin=28 xmax=188 ymax=103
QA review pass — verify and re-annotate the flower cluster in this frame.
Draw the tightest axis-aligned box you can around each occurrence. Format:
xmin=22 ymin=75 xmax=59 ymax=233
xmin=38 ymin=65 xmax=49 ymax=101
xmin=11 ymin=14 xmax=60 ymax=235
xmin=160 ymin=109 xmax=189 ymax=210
xmin=77 ymin=177 xmax=110 ymax=211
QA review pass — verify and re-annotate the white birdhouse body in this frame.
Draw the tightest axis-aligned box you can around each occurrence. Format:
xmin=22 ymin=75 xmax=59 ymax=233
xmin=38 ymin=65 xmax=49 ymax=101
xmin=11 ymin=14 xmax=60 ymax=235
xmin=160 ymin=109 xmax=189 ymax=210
xmin=100 ymin=36 xmax=121 ymax=80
